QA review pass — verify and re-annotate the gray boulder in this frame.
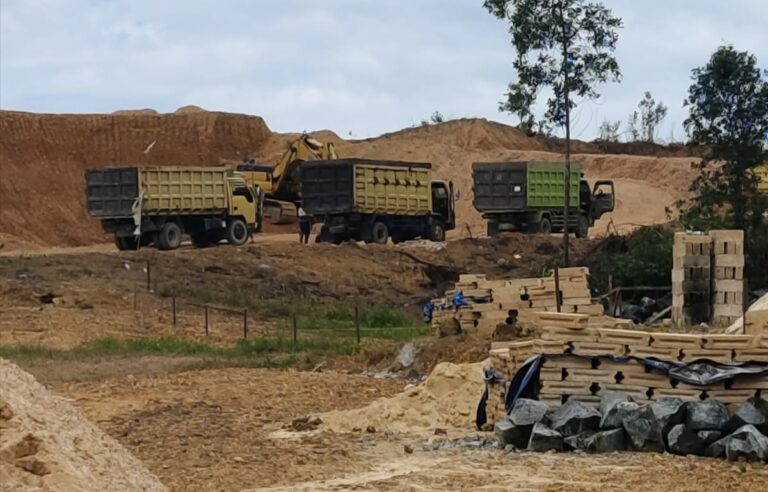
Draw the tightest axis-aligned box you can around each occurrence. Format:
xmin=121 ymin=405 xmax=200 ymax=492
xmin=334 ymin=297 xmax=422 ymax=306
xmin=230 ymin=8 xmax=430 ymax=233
xmin=622 ymin=398 xmax=685 ymax=451
xmin=548 ymin=400 xmax=601 ymax=437
xmin=494 ymin=417 xmax=530 ymax=449
xmin=727 ymin=396 xmax=768 ymax=434
xmin=705 ymin=425 xmax=768 ymax=461
xmin=584 ymin=428 xmax=626 ymax=453
xmin=685 ymin=399 xmax=729 ymax=431
xmin=510 ymin=398 xmax=549 ymax=427
xmin=601 ymin=400 xmax=640 ymax=430
xmin=666 ymin=424 xmax=720 ymax=456
xmin=527 ymin=423 xmax=564 ymax=452
xmin=599 ymin=392 xmax=634 ymax=416
xmin=564 ymin=431 xmax=596 ymax=451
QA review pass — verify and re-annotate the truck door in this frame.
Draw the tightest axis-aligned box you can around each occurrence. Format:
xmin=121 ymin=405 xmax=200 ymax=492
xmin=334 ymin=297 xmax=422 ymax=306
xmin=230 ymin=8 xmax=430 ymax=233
xmin=591 ymin=180 xmax=615 ymax=220
xmin=431 ymin=182 xmax=453 ymax=228
xmin=230 ymin=183 xmax=258 ymax=227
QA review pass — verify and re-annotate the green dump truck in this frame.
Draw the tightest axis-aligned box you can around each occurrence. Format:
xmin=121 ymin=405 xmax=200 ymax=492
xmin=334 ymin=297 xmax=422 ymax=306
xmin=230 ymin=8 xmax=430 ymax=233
xmin=472 ymin=161 xmax=615 ymax=238
xmin=300 ymin=159 xmax=456 ymax=244
xmin=85 ymin=166 xmax=263 ymax=250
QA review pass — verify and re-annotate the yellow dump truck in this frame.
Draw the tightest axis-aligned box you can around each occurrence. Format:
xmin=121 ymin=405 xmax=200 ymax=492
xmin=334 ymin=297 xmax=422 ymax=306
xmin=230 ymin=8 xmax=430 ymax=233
xmin=85 ymin=167 xmax=263 ymax=250
xmin=300 ymin=159 xmax=455 ymax=244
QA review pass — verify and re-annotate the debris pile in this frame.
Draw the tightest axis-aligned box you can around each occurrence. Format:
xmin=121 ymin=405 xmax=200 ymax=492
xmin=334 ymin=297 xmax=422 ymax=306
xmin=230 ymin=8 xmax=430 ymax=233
xmin=430 ymin=267 xmax=605 ymax=336
xmin=319 ymin=361 xmax=486 ymax=432
xmin=494 ymin=394 xmax=768 ymax=462
xmin=485 ymin=312 xmax=768 ymax=425
xmin=0 ymin=358 xmax=167 ymax=491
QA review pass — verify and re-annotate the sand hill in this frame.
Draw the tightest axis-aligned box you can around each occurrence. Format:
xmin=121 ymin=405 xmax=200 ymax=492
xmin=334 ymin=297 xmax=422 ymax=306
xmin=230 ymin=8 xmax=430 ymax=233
xmin=0 ymin=109 xmax=698 ymax=248
xmin=0 ymin=358 xmax=167 ymax=491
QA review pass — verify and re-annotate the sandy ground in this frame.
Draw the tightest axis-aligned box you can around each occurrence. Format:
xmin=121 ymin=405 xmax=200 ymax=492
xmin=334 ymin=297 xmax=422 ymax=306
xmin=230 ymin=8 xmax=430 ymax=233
xmin=50 ymin=367 xmax=768 ymax=492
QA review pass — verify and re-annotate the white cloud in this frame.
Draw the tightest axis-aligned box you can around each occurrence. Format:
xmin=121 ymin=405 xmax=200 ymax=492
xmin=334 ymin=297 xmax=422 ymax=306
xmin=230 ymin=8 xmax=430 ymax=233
xmin=0 ymin=0 xmax=766 ymax=140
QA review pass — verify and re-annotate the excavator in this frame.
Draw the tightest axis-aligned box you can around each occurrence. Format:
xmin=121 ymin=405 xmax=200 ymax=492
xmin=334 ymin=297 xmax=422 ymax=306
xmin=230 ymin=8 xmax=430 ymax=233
xmin=236 ymin=134 xmax=338 ymax=223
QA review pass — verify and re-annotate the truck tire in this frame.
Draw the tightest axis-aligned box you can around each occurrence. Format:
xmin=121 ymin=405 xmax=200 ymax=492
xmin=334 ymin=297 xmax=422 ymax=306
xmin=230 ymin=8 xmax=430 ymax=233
xmin=576 ymin=215 xmax=589 ymax=239
xmin=157 ymin=222 xmax=182 ymax=250
xmin=371 ymin=221 xmax=389 ymax=244
xmin=115 ymin=235 xmax=139 ymax=251
xmin=226 ymin=218 xmax=249 ymax=246
xmin=429 ymin=221 xmax=446 ymax=242
xmin=486 ymin=222 xmax=499 ymax=237
xmin=539 ymin=217 xmax=552 ymax=235
xmin=316 ymin=226 xmax=331 ymax=243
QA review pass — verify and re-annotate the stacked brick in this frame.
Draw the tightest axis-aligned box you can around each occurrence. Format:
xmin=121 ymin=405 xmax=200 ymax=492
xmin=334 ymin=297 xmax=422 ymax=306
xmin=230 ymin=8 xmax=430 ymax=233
xmin=672 ymin=233 xmax=712 ymax=325
xmin=484 ymin=312 xmax=768 ymax=426
xmin=711 ymin=230 xmax=745 ymax=326
xmin=431 ymin=267 xmax=604 ymax=335
xmin=672 ymin=230 xmax=746 ymax=327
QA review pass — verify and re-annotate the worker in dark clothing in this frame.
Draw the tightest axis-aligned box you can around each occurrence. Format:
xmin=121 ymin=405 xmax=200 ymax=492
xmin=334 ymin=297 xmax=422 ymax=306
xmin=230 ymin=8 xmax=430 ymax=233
xmin=298 ymin=206 xmax=311 ymax=244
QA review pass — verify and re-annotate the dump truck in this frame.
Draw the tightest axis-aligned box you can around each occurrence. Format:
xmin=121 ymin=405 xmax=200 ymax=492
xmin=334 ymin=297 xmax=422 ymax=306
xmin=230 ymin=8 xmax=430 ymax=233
xmin=85 ymin=166 xmax=263 ymax=250
xmin=300 ymin=159 xmax=456 ymax=244
xmin=236 ymin=135 xmax=338 ymax=224
xmin=472 ymin=161 xmax=615 ymax=238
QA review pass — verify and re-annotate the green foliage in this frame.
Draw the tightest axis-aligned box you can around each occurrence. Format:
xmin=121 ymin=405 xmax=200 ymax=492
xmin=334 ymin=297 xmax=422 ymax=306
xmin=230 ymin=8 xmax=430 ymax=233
xmin=483 ymin=0 xmax=623 ymax=129
xmin=679 ymin=45 xmax=768 ymax=287
xmin=597 ymin=120 xmax=621 ymax=142
xmin=638 ymin=91 xmax=668 ymax=143
xmin=612 ymin=227 xmax=674 ymax=287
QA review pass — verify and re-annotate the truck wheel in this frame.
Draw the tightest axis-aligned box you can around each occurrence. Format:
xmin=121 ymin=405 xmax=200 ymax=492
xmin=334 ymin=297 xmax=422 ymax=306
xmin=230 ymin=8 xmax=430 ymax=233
xmin=539 ymin=217 xmax=552 ymax=235
xmin=576 ymin=215 xmax=589 ymax=239
xmin=429 ymin=221 xmax=446 ymax=242
xmin=487 ymin=222 xmax=499 ymax=237
xmin=371 ymin=222 xmax=389 ymax=244
xmin=115 ymin=235 xmax=139 ymax=251
xmin=226 ymin=218 xmax=249 ymax=246
xmin=316 ymin=226 xmax=331 ymax=243
xmin=157 ymin=222 xmax=182 ymax=250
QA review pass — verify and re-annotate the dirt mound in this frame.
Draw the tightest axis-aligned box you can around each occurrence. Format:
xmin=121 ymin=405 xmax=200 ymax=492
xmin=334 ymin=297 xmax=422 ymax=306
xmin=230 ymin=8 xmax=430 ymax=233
xmin=319 ymin=361 xmax=487 ymax=432
xmin=0 ymin=358 xmax=166 ymax=491
xmin=0 ymin=110 xmax=272 ymax=246
xmin=0 ymin=110 xmax=698 ymax=248
xmin=174 ymin=105 xmax=206 ymax=114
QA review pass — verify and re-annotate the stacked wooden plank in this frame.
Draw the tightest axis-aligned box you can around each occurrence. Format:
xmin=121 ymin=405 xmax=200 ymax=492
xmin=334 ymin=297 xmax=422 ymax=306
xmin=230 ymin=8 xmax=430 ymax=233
xmin=672 ymin=232 xmax=712 ymax=325
xmin=431 ymin=267 xmax=604 ymax=336
xmin=711 ymin=230 xmax=745 ymax=326
xmin=484 ymin=312 xmax=768 ymax=425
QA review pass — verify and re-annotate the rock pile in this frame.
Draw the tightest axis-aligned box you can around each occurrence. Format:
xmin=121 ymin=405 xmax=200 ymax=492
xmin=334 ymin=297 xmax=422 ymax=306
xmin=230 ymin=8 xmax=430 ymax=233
xmin=494 ymin=393 xmax=768 ymax=462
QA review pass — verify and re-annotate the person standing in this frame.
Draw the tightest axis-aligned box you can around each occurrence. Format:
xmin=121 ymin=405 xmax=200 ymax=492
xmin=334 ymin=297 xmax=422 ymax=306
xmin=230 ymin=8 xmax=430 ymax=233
xmin=298 ymin=206 xmax=311 ymax=244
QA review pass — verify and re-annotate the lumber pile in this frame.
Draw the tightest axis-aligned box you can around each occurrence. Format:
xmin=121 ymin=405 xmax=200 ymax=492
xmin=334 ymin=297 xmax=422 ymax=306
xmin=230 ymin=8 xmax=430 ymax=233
xmin=672 ymin=230 xmax=745 ymax=326
xmin=485 ymin=312 xmax=768 ymax=426
xmin=431 ymin=267 xmax=604 ymax=335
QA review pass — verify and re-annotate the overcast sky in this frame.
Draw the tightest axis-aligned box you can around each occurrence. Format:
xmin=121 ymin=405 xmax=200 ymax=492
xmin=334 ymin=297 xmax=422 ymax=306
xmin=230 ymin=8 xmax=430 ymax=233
xmin=1 ymin=0 xmax=766 ymax=141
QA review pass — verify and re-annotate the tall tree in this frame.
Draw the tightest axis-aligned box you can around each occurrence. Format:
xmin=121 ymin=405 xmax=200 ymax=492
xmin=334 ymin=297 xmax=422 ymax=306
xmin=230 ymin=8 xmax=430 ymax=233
xmin=484 ymin=0 xmax=622 ymax=264
xmin=637 ymin=91 xmax=668 ymax=143
xmin=681 ymin=45 xmax=768 ymax=285
xmin=597 ymin=120 xmax=621 ymax=142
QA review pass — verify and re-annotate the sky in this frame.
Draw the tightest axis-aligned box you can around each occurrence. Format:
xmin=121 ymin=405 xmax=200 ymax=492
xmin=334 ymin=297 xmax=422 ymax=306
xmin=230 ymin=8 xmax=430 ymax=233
xmin=1 ymin=0 xmax=766 ymax=141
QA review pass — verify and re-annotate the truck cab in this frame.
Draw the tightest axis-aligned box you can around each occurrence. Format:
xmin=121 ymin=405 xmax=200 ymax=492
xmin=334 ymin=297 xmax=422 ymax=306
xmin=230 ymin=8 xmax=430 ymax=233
xmin=431 ymin=180 xmax=456 ymax=234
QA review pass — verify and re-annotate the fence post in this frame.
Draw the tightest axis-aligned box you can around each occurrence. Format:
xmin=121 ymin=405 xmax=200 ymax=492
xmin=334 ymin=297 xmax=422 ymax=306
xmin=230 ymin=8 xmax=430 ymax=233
xmin=172 ymin=296 xmax=177 ymax=325
xmin=146 ymin=262 xmax=151 ymax=291
xmin=292 ymin=313 xmax=298 ymax=350
xmin=204 ymin=305 xmax=209 ymax=336
xmin=355 ymin=305 xmax=361 ymax=344
xmin=243 ymin=308 xmax=248 ymax=340
xmin=554 ymin=266 xmax=562 ymax=313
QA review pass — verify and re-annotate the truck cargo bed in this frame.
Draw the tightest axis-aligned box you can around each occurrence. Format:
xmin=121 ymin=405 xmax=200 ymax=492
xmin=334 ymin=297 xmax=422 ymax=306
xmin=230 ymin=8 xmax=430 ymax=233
xmin=86 ymin=167 xmax=231 ymax=217
xmin=301 ymin=159 xmax=432 ymax=216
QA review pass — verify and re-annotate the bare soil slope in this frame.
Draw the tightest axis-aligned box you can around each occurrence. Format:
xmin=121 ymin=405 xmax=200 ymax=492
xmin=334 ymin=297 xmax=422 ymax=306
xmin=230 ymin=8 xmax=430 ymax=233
xmin=0 ymin=109 xmax=697 ymax=248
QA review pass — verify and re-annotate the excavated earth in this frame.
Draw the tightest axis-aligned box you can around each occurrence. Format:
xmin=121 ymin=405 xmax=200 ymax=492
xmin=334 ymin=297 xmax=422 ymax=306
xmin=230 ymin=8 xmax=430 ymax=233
xmin=0 ymin=108 xmax=698 ymax=250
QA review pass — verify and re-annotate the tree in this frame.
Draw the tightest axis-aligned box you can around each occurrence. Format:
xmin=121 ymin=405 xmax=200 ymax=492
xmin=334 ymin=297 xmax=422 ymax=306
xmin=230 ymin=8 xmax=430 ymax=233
xmin=626 ymin=110 xmax=640 ymax=141
xmin=637 ymin=91 xmax=667 ymax=143
xmin=597 ymin=120 xmax=620 ymax=142
xmin=681 ymin=45 xmax=768 ymax=286
xmin=430 ymin=110 xmax=445 ymax=124
xmin=483 ymin=0 xmax=622 ymax=264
